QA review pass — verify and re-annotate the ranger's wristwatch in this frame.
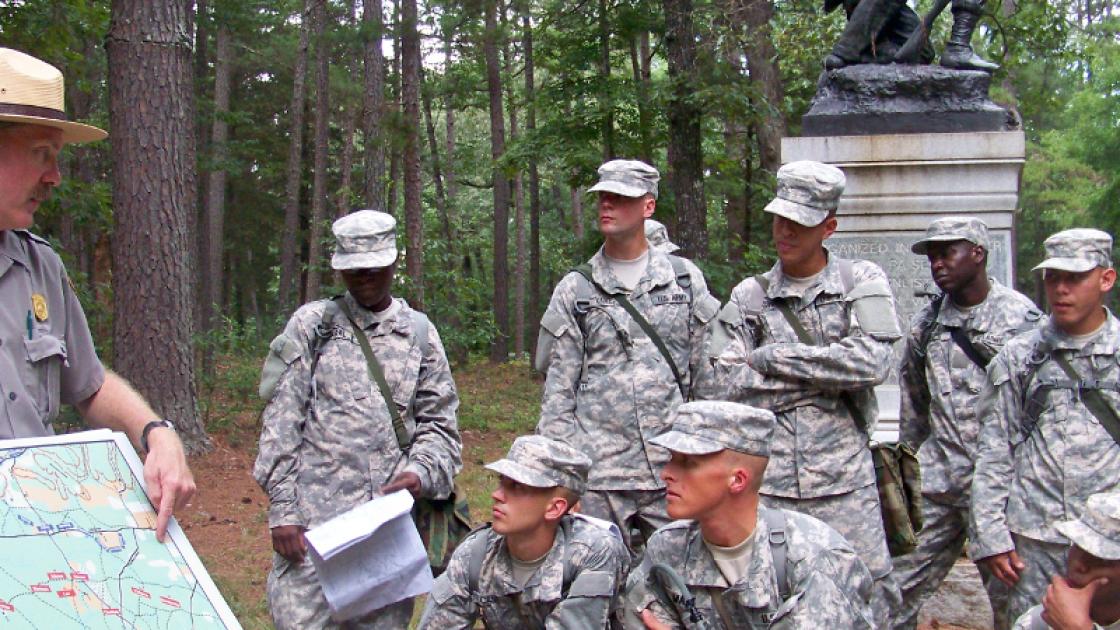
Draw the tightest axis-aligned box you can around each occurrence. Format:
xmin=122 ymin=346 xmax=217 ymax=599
xmin=140 ymin=419 xmax=175 ymax=454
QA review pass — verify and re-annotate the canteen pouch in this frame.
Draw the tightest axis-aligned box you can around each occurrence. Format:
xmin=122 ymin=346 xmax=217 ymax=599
xmin=872 ymin=443 xmax=923 ymax=557
xmin=413 ymin=483 xmax=473 ymax=577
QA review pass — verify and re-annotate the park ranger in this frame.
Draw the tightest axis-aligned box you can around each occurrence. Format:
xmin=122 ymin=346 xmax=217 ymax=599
xmin=419 ymin=435 xmax=629 ymax=628
xmin=254 ymin=210 xmax=462 ymax=629
xmin=971 ymin=228 xmax=1120 ymax=625
xmin=699 ymin=159 xmax=902 ymax=626
xmin=0 ymin=47 xmax=194 ymax=541
xmin=622 ymin=400 xmax=875 ymax=629
xmin=892 ymin=217 xmax=1043 ymax=630
xmin=535 ymin=159 xmax=720 ymax=557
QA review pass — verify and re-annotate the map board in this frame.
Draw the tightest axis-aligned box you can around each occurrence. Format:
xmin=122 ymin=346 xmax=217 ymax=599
xmin=0 ymin=430 xmax=240 ymax=629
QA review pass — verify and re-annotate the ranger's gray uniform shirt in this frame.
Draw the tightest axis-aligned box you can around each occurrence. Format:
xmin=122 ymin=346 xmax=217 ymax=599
xmin=971 ymin=314 xmax=1120 ymax=560
xmin=700 ymin=253 xmax=900 ymax=498
xmin=900 ymin=281 xmax=1043 ymax=504
xmin=253 ymin=294 xmax=462 ymax=529
xmin=536 ymin=247 xmax=719 ymax=490
xmin=0 ymin=230 xmax=104 ymax=437
xmin=420 ymin=514 xmax=628 ymax=629
xmin=623 ymin=506 xmax=875 ymax=629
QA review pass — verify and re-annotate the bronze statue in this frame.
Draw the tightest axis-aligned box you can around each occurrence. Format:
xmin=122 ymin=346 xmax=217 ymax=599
xmin=824 ymin=0 xmax=997 ymax=72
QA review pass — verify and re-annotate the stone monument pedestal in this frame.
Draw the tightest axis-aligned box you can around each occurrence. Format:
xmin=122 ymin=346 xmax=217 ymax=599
xmin=782 ymin=130 xmax=1026 ymax=440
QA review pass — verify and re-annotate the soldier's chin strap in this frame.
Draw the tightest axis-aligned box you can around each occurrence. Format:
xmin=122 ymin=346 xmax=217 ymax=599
xmin=649 ymin=563 xmax=710 ymax=628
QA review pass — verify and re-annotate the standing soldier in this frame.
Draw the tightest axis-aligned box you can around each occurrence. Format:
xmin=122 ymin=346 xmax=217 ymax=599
xmin=623 ymin=400 xmax=875 ymax=629
xmin=535 ymin=159 xmax=720 ymax=557
xmin=971 ymin=228 xmax=1120 ymax=625
xmin=254 ymin=210 xmax=462 ymax=629
xmin=893 ymin=217 xmax=1043 ymax=630
xmin=700 ymin=160 xmax=902 ymax=626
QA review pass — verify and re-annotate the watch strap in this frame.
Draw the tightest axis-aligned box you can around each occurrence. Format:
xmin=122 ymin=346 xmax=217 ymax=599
xmin=140 ymin=419 xmax=173 ymax=454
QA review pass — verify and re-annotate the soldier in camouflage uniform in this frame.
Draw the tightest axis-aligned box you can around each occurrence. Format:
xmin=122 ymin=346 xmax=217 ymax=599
xmin=699 ymin=160 xmax=902 ymax=626
xmin=971 ymin=228 xmax=1120 ymax=626
xmin=623 ymin=400 xmax=875 ymax=629
xmin=645 ymin=219 xmax=680 ymax=255
xmin=535 ymin=160 xmax=720 ymax=556
xmin=254 ymin=210 xmax=462 ymax=630
xmin=1012 ymin=490 xmax=1120 ymax=630
xmin=419 ymin=435 xmax=629 ymax=628
xmin=892 ymin=217 xmax=1043 ymax=630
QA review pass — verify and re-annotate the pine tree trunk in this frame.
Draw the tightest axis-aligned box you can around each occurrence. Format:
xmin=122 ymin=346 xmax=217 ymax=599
xmin=628 ymin=32 xmax=653 ymax=164
xmin=279 ymin=0 xmax=313 ymax=314
xmin=401 ymin=0 xmax=424 ymax=309
xmin=363 ymin=0 xmax=388 ymax=210
xmin=742 ymin=0 xmax=785 ymax=175
xmin=305 ymin=0 xmax=330 ymax=302
xmin=523 ymin=10 xmax=542 ymax=357
xmin=598 ymin=0 xmax=613 ymax=160
xmin=204 ymin=25 xmax=232 ymax=333
xmin=106 ymin=0 xmax=210 ymax=454
xmin=663 ymin=0 xmax=707 ymax=259
xmin=485 ymin=0 xmax=510 ymax=362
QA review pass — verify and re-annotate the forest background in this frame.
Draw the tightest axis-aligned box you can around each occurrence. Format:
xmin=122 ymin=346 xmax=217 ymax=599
xmin=1 ymin=0 xmax=1118 ymax=624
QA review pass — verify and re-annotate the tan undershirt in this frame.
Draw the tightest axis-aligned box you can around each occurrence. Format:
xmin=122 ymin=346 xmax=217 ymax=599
xmin=604 ymin=249 xmax=650 ymax=292
xmin=703 ymin=530 xmax=757 ymax=585
xmin=510 ymin=548 xmax=550 ymax=587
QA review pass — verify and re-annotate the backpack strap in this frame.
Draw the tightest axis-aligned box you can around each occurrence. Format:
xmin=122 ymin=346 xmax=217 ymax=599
xmin=570 ymin=264 xmax=688 ymax=400
xmin=760 ymin=507 xmax=791 ymax=602
xmin=1052 ymin=353 xmax=1120 ymax=446
xmin=466 ymin=526 xmax=492 ymax=606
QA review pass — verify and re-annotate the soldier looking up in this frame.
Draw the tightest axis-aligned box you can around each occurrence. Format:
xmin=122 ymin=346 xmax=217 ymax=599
xmin=971 ymin=228 xmax=1120 ymax=625
xmin=893 ymin=217 xmax=1043 ymax=630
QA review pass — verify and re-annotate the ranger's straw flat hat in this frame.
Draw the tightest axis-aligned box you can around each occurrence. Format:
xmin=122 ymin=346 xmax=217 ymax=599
xmin=0 ymin=48 xmax=106 ymax=143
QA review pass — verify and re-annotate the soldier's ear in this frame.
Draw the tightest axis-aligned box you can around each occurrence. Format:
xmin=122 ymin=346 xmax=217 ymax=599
xmin=543 ymin=495 xmax=570 ymax=522
xmin=727 ymin=468 xmax=751 ymax=495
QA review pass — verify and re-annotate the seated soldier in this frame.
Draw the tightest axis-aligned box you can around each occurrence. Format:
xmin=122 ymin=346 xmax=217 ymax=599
xmin=623 ymin=400 xmax=875 ymax=629
xmin=419 ymin=435 xmax=630 ymax=629
xmin=1013 ymin=490 xmax=1120 ymax=630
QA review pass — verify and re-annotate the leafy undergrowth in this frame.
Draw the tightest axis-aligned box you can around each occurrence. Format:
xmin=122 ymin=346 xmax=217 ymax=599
xmin=185 ymin=352 xmax=543 ymax=628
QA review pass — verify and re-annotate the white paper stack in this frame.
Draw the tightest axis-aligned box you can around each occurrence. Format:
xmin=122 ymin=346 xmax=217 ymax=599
xmin=305 ymin=490 xmax=433 ymax=621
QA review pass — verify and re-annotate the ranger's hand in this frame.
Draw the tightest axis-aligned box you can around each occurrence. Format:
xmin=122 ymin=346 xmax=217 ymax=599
xmin=1041 ymin=575 xmax=1106 ymax=630
xmin=641 ymin=609 xmax=672 ymax=630
xmin=380 ymin=471 xmax=422 ymax=498
xmin=271 ymin=525 xmax=308 ymax=563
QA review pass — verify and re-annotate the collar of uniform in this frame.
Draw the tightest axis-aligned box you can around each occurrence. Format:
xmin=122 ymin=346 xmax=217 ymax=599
xmin=0 ymin=230 xmax=30 ymax=270
xmin=484 ymin=524 xmax=567 ymax=601
xmin=935 ymin=279 xmax=1004 ymax=330
xmin=680 ymin=521 xmax=730 ymax=589
xmin=687 ymin=511 xmax=778 ymax=608
xmin=770 ymin=248 xmax=846 ymax=302
xmin=588 ymin=246 xmax=675 ymax=297
xmin=1044 ymin=308 xmax=1120 ymax=354
xmin=341 ymin=293 xmax=409 ymax=337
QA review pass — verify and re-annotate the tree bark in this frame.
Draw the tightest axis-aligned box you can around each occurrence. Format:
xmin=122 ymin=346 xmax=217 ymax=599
xmin=363 ymin=0 xmax=388 ymax=210
xmin=628 ymin=31 xmax=653 ymax=163
xmin=502 ymin=3 xmax=525 ymax=355
xmin=193 ymin=0 xmax=209 ymax=336
xmin=523 ymin=10 xmax=542 ymax=357
xmin=305 ymin=0 xmax=329 ymax=302
xmin=484 ymin=0 xmax=511 ymax=362
xmin=401 ymin=0 xmax=424 ymax=309
xmin=742 ymin=0 xmax=785 ymax=175
xmin=107 ymin=0 xmax=209 ymax=454
xmin=598 ymin=0 xmax=613 ymax=160
xmin=663 ymin=0 xmax=707 ymax=259
xmin=279 ymin=0 xmax=313 ymax=314
xmin=203 ymin=25 xmax=232 ymax=333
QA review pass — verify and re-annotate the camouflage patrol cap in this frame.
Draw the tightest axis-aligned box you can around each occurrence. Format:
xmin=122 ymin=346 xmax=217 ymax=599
xmin=587 ymin=159 xmax=660 ymax=199
xmin=650 ymin=400 xmax=776 ymax=457
xmin=645 ymin=219 xmax=680 ymax=254
xmin=1033 ymin=228 xmax=1113 ymax=273
xmin=763 ymin=160 xmax=846 ymax=227
xmin=911 ymin=216 xmax=992 ymax=255
xmin=331 ymin=209 xmax=398 ymax=270
xmin=1055 ymin=490 xmax=1120 ymax=560
xmin=485 ymin=435 xmax=592 ymax=494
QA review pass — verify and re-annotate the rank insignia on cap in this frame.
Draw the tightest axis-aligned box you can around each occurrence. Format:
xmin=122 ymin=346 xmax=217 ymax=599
xmin=31 ymin=294 xmax=48 ymax=321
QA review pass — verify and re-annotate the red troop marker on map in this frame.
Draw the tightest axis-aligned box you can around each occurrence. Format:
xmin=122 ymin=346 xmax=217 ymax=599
xmin=56 ymin=590 xmax=75 ymax=598
xmin=47 ymin=572 xmax=66 ymax=580
xmin=159 ymin=596 xmax=180 ymax=608
xmin=102 ymin=608 xmax=120 ymax=616
xmin=0 ymin=601 xmax=14 ymax=612
xmin=131 ymin=587 xmax=150 ymax=599
xmin=70 ymin=572 xmax=89 ymax=582
xmin=30 ymin=584 xmax=50 ymax=593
